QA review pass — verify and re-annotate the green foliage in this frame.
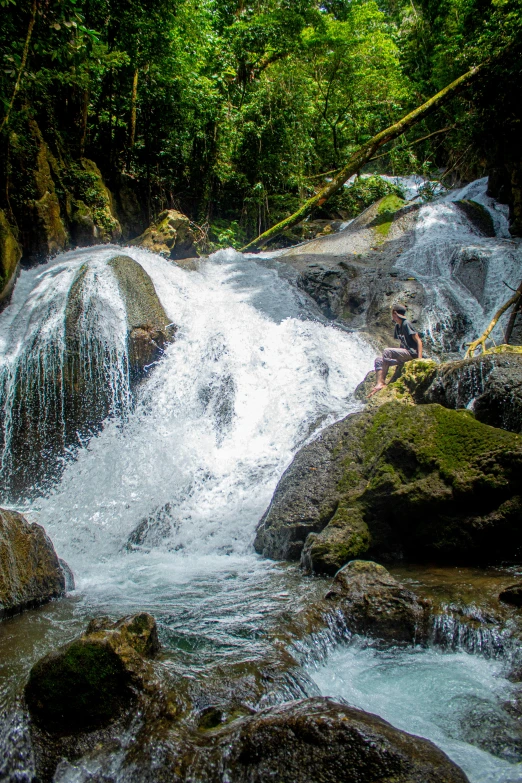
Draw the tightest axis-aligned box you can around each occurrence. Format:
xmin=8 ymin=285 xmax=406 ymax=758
xmin=0 ymin=0 xmax=521 ymax=239
xmin=329 ymin=175 xmax=405 ymax=218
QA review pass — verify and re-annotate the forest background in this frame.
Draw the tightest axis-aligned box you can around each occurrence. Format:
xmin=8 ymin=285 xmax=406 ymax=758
xmin=1 ymin=0 xmax=521 ymax=254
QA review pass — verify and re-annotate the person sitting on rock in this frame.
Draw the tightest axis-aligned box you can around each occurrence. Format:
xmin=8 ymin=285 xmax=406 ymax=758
xmin=369 ymin=304 xmax=422 ymax=396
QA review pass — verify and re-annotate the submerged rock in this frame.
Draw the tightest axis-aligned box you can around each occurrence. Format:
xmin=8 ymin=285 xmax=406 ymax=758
xmin=130 ymin=209 xmax=199 ymax=260
xmin=0 ymin=507 xmax=66 ymax=618
xmin=202 ymin=697 xmax=469 ymax=783
xmin=255 ymin=402 xmax=522 ymax=572
xmin=25 ymin=613 xmax=160 ymax=733
xmin=324 ymin=560 xmax=430 ymax=643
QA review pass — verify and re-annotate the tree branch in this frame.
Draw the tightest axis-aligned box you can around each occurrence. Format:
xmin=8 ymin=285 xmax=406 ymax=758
xmin=241 ymin=63 xmax=484 ymax=252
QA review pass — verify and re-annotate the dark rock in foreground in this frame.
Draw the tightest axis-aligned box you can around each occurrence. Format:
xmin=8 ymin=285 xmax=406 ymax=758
xmin=255 ymin=401 xmax=522 ymax=573
xmin=324 ymin=560 xmax=430 ymax=643
xmin=25 ymin=613 xmax=159 ymax=734
xmin=200 ymin=697 xmax=469 ymax=783
xmin=0 ymin=508 xmax=66 ymax=618
xmin=499 ymin=584 xmax=522 ymax=607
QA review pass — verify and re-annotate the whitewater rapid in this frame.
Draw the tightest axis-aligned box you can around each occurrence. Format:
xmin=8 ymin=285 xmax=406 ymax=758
xmin=4 ymin=247 xmax=374 ymax=590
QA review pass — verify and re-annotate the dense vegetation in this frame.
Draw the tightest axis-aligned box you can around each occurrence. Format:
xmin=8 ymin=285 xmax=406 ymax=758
xmin=1 ymin=0 xmax=521 ymax=246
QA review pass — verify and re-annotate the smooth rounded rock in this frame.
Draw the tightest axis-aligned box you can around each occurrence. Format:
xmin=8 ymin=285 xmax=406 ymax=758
xmin=325 ymin=560 xmax=430 ymax=643
xmin=207 ymin=697 xmax=469 ymax=783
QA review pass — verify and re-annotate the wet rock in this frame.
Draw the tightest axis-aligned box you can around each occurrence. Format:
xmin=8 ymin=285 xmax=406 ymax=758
xmin=255 ymin=402 xmax=522 ymax=572
xmin=0 ymin=507 xmax=65 ymax=618
xmin=415 ymin=348 xmax=522 ymax=433
xmin=499 ymin=584 xmax=522 ymax=607
xmin=301 ymin=505 xmax=371 ymax=576
xmin=25 ymin=613 xmax=160 ymax=734
xmin=455 ymin=200 xmax=495 ymax=237
xmin=202 ymin=697 xmax=469 ymax=783
xmin=324 ymin=560 xmax=430 ymax=642
xmin=0 ymin=209 xmax=21 ymax=305
xmin=108 ymin=254 xmax=176 ymax=380
xmin=58 ymin=559 xmax=75 ymax=591
xmin=279 ymin=198 xmax=428 ymax=349
xmin=130 ymin=209 xmax=199 ymax=260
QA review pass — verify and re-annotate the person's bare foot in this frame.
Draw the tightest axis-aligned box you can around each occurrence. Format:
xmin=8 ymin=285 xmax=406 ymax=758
xmin=367 ymin=383 xmax=385 ymax=398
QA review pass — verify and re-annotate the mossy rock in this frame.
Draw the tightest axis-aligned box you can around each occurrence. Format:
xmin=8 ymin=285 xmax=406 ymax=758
xmin=301 ymin=505 xmax=370 ymax=575
xmin=371 ymin=194 xmax=406 ymax=238
xmin=108 ymin=255 xmax=176 ymax=380
xmin=24 ymin=613 xmax=159 ymax=734
xmin=130 ymin=209 xmax=199 ymax=260
xmin=25 ymin=638 xmax=133 ymax=733
xmin=255 ymin=402 xmax=522 ymax=572
xmin=0 ymin=209 xmax=21 ymax=303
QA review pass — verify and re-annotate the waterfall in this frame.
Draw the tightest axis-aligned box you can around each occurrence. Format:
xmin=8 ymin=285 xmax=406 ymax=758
xmin=0 ymin=246 xmax=374 ymax=580
xmin=0 ymin=249 xmax=132 ymax=497
xmin=395 ymin=177 xmax=522 ymax=352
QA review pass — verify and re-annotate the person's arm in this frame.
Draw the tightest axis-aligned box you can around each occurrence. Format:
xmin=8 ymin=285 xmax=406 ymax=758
xmin=413 ymin=332 xmax=423 ymax=359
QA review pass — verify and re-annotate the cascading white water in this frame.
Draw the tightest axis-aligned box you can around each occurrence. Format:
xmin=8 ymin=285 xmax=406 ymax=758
xmin=0 ymin=250 xmax=132 ymax=495
xmin=308 ymin=639 xmax=522 ymax=783
xmin=395 ymin=177 xmax=522 ymax=352
xmin=2 ymin=245 xmax=374 ymax=590
xmin=1 ymin=179 xmax=521 ymax=783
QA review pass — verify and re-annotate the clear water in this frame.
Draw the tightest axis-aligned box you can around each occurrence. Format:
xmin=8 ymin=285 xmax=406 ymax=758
xmin=309 ymin=640 xmax=522 ymax=783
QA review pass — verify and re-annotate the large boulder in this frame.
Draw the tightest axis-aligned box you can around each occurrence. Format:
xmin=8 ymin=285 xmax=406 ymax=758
xmin=255 ymin=402 xmax=522 ymax=573
xmin=200 ymin=697 xmax=469 ymax=783
xmin=25 ymin=613 xmax=159 ymax=733
xmin=279 ymin=197 xmax=427 ymax=348
xmin=323 ymin=560 xmax=430 ymax=643
xmin=358 ymin=349 xmax=522 ymax=434
xmin=0 ymin=508 xmax=66 ymax=618
xmin=130 ymin=209 xmax=199 ymax=260
xmin=108 ymin=254 xmax=176 ymax=381
xmin=423 ymin=347 xmax=522 ymax=433
xmin=0 ymin=209 xmax=21 ymax=306
xmin=3 ymin=255 xmax=175 ymax=496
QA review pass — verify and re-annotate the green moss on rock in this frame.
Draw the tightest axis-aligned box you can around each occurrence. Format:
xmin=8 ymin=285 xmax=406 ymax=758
xmin=0 ymin=210 xmax=21 ymax=303
xmin=256 ymin=401 xmax=522 ymax=573
xmin=373 ymin=194 xmax=406 ymax=237
xmin=24 ymin=612 xmax=160 ymax=734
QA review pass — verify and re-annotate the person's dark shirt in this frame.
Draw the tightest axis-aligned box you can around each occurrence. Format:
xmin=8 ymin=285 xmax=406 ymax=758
xmin=394 ymin=319 xmax=419 ymax=356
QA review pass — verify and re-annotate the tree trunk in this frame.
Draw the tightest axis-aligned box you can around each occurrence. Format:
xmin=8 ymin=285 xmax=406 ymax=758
xmin=80 ymin=88 xmax=89 ymax=156
xmin=0 ymin=0 xmax=38 ymax=134
xmin=465 ymin=281 xmax=522 ymax=357
xmin=241 ymin=63 xmax=483 ymax=252
xmin=129 ymin=68 xmax=139 ymax=150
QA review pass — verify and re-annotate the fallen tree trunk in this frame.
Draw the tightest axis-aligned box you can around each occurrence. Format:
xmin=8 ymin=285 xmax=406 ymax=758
xmin=465 ymin=281 xmax=522 ymax=357
xmin=241 ymin=64 xmax=483 ymax=252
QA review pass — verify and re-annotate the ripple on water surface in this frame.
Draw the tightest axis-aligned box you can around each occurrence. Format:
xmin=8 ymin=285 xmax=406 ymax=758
xmin=308 ymin=640 xmax=522 ymax=783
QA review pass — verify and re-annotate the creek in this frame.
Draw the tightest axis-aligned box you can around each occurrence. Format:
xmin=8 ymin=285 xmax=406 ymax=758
xmin=0 ymin=179 xmax=521 ymax=782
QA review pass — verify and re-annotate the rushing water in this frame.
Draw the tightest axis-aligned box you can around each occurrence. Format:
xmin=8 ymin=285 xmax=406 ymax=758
xmin=1 ymin=180 xmax=521 ymax=782
xmin=308 ymin=640 xmax=522 ymax=783
xmin=395 ymin=177 xmax=522 ymax=352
